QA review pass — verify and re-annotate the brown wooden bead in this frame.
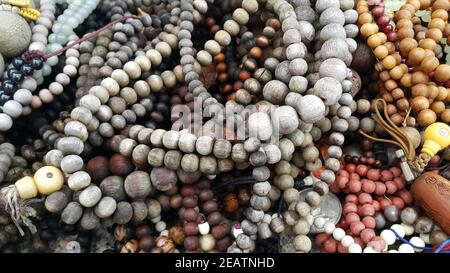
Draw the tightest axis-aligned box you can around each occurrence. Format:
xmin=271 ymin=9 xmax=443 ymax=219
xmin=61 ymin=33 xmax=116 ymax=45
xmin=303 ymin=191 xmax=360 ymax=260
xmin=169 ymin=226 xmax=185 ymax=245
xmin=86 ymin=156 xmax=110 ymax=182
xmin=223 ymin=193 xmax=239 ymax=213
xmin=418 ymin=109 xmax=437 ymax=126
xmin=109 ymin=154 xmax=133 ymax=176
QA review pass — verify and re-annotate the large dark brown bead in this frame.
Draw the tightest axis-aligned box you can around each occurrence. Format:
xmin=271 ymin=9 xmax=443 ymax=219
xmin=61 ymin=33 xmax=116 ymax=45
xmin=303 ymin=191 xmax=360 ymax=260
xmin=86 ymin=156 xmax=110 ymax=182
xmin=184 ymin=222 xmax=199 ymax=236
xmin=184 ymin=236 xmax=199 ymax=251
xmin=109 ymin=154 xmax=133 ymax=176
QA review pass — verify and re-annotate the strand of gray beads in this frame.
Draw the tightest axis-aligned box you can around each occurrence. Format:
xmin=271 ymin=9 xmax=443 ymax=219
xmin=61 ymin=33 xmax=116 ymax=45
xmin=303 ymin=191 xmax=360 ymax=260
xmin=42 ymin=17 xmax=181 ymax=227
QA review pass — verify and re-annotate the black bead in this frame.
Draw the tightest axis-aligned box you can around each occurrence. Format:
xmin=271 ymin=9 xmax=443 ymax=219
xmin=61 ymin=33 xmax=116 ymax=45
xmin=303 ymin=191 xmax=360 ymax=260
xmin=39 ymin=229 xmax=56 ymax=242
xmin=344 ymin=154 xmax=353 ymax=163
xmin=12 ymin=57 xmax=24 ymax=68
xmin=10 ymin=72 xmax=24 ymax=83
xmin=376 ymin=153 xmax=389 ymax=166
xmin=21 ymin=64 xmax=34 ymax=76
xmin=7 ymin=68 xmax=19 ymax=78
xmin=31 ymin=58 xmax=44 ymax=69
xmin=61 ymin=223 xmax=77 ymax=235
xmin=46 ymin=215 xmax=60 ymax=230
xmin=0 ymin=94 xmax=11 ymax=105
xmin=2 ymin=80 xmax=16 ymax=95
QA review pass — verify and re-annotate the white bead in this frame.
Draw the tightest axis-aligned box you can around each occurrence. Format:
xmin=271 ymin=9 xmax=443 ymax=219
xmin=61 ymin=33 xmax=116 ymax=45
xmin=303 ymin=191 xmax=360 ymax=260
xmin=348 ymin=243 xmax=362 ymax=253
xmin=332 ymin=228 xmax=345 ymax=241
xmin=398 ymin=244 xmax=415 ymax=253
xmin=420 ymin=233 xmax=430 ymax=244
xmin=401 ymin=223 xmax=415 ymax=236
xmin=0 ymin=114 xmax=13 ymax=131
xmin=409 ymin=237 xmax=425 ymax=252
xmin=160 ymin=230 xmax=169 ymax=237
xmin=363 ymin=246 xmax=377 ymax=253
xmin=232 ymin=225 xmax=244 ymax=238
xmin=341 ymin=235 xmax=354 ymax=247
xmin=314 ymin=217 xmax=326 ymax=229
xmin=155 ymin=221 xmax=166 ymax=232
xmin=388 ymin=250 xmax=399 ymax=253
xmin=305 ymin=214 xmax=314 ymax=226
xmin=380 ymin=229 xmax=396 ymax=245
xmin=324 ymin=222 xmax=335 ymax=234
xmin=198 ymin=222 xmax=210 ymax=235
xmin=391 ymin=224 xmax=405 ymax=238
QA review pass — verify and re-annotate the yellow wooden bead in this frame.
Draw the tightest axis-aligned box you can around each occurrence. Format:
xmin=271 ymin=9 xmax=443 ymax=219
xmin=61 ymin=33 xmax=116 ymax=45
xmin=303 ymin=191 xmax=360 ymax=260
xmin=15 ymin=176 xmax=38 ymax=200
xmin=33 ymin=166 xmax=64 ymax=195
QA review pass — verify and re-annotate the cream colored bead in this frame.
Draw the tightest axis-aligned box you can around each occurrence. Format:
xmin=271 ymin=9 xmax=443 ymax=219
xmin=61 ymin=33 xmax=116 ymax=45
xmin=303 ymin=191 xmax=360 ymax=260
xmin=224 ymin=20 xmax=240 ymax=36
xmin=196 ymin=50 xmax=212 ymax=66
xmin=232 ymin=8 xmax=249 ymax=25
xmin=15 ymin=176 xmax=38 ymax=199
xmin=204 ymin=40 xmax=221 ymax=56
xmin=33 ymin=166 xmax=64 ymax=195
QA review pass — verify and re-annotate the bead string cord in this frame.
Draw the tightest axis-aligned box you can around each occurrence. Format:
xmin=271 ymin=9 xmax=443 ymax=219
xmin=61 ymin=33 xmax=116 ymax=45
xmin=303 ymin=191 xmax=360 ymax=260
xmin=211 ymin=177 xmax=256 ymax=192
xmin=432 ymin=238 xmax=450 ymax=253
xmin=21 ymin=15 xmax=134 ymax=62
xmin=359 ymin=98 xmax=433 ymax=173
xmin=389 ymin=228 xmax=450 ymax=253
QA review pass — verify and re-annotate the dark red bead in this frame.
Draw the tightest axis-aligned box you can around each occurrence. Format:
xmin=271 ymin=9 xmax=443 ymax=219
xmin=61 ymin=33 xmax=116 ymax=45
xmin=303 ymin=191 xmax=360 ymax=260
xmin=377 ymin=16 xmax=390 ymax=27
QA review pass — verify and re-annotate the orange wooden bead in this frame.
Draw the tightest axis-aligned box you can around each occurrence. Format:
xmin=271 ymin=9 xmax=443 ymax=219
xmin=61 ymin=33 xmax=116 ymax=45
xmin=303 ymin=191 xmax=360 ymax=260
xmin=396 ymin=19 xmax=414 ymax=29
xmin=397 ymin=27 xmax=415 ymax=39
xmin=430 ymin=101 xmax=445 ymax=114
xmin=411 ymin=96 xmax=430 ymax=111
xmin=411 ymin=71 xmax=429 ymax=84
xmin=391 ymin=88 xmax=405 ymax=99
xmin=360 ymin=23 xmax=379 ymax=38
xmin=374 ymin=45 xmax=389 ymax=59
xmin=396 ymin=98 xmax=410 ymax=111
xmin=412 ymin=83 xmax=429 ymax=97
xmin=399 ymin=37 xmax=418 ymax=56
xmin=214 ymin=53 xmax=225 ymax=62
xmin=425 ymin=28 xmax=443 ymax=42
xmin=432 ymin=9 xmax=448 ymax=21
xmin=358 ymin=13 xmax=373 ymax=25
xmin=395 ymin=10 xmax=413 ymax=21
xmin=387 ymin=104 xmax=398 ymax=115
xmin=420 ymin=56 xmax=440 ymax=73
xmin=407 ymin=0 xmax=421 ymax=9
xmin=223 ymin=193 xmax=239 ymax=213
xmin=432 ymin=0 xmax=450 ymax=10
xmin=390 ymin=65 xmax=405 ymax=80
xmin=418 ymin=109 xmax=437 ymax=126
xmin=382 ymin=55 xmax=397 ymax=69
xmin=385 ymin=79 xmax=398 ymax=91
xmin=368 ymin=34 xmax=383 ymax=48
xmin=382 ymin=92 xmax=394 ymax=102
xmin=436 ymin=86 xmax=448 ymax=101
xmin=441 ymin=109 xmax=450 ymax=123
xmin=390 ymin=113 xmax=404 ymax=125
xmin=419 ymin=0 xmax=431 ymax=9
xmin=400 ymin=73 xmax=413 ymax=87
xmin=416 ymin=31 xmax=426 ymax=40
xmin=429 ymin=18 xmax=446 ymax=31
xmin=385 ymin=42 xmax=396 ymax=54
xmin=249 ymin=47 xmax=262 ymax=59
xmin=419 ymin=38 xmax=436 ymax=51
xmin=434 ymin=65 xmax=450 ymax=83
xmin=428 ymin=85 xmax=439 ymax=99
xmin=379 ymin=70 xmax=391 ymax=82
xmin=408 ymin=47 xmax=426 ymax=66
